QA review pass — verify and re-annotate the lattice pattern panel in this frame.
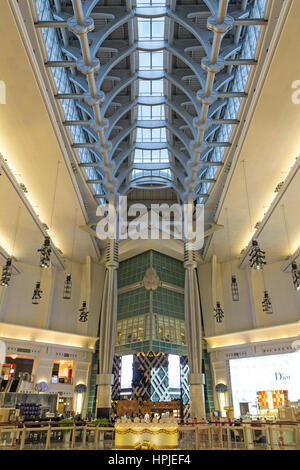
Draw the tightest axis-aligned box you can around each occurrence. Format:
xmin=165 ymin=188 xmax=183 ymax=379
xmin=183 ymin=403 xmax=190 ymax=420
xmin=132 ymin=352 xmax=168 ymax=401
xmin=112 ymin=356 xmax=121 ymax=400
xmin=151 ymin=366 xmax=169 ymax=402
xmin=180 ymin=356 xmax=190 ymax=405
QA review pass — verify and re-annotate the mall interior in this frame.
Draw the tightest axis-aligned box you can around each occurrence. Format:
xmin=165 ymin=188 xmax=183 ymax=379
xmin=0 ymin=0 xmax=300 ymax=451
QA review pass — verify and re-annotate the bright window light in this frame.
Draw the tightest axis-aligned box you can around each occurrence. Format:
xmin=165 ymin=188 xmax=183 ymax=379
xmin=137 ymin=0 xmax=166 ymax=6
xmin=136 ymin=127 xmax=167 ymax=142
xmin=168 ymin=355 xmax=181 ymax=389
xmin=138 ymin=18 xmax=165 ymax=40
xmin=138 ymin=104 xmax=165 ymax=120
xmin=120 ymin=355 xmax=133 ymax=389
xmin=132 ymin=169 xmax=171 ymax=180
xmin=139 ymin=51 xmax=164 ymax=70
xmin=134 ymin=148 xmax=169 ymax=163
xmin=139 ymin=79 xmax=164 ymax=96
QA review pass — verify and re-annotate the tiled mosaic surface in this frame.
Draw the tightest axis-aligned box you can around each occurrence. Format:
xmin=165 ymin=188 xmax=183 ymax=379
xmin=152 ymin=287 xmax=184 ymax=320
xmin=152 ymin=251 xmax=185 ymax=287
xmin=117 ymin=288 xmax=150 ymax=320
xmin=118 ymin=251 xmax=150 ymax=288
xmin=203 ymin=349 xmax=215 ymax=413
xmin=87 ymin=339 xmax=99 ymax=415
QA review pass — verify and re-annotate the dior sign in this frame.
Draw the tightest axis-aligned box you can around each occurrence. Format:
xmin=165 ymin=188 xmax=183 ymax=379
xmin=275 ymin=372 xmax=290 ymax=381
xmin=96 ymin=196 xmax=204 ymax=250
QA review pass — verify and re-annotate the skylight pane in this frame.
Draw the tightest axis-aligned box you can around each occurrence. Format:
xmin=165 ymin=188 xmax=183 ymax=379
xmin=152 ymin=18 xmax=165 ymax=39
xmin=134 ymin=149 xmax=143 ymax=162
xmin=139 ymin=51 xmax=151 ymax=69
xmin=136 ymin=0 xmax=166 ymax=5
xmin=139 ymin=80 xmax=151 ymax=96
xmin=133 ymin=149 xmax=169 ymax=163
xmin=135 ymin=127 xmax=167 ymax=142
xmin=138 ymin=105 xmax=164 ymax=120
xmin=139 ymin=79 xmax=164 ymax=96
xmin=138 ymin=19 xmax=150 ymax=40
xmin=151 ymin=79 xmax=164 ymax=96
xmin=152 ymin=51 xmax=164 ymax=69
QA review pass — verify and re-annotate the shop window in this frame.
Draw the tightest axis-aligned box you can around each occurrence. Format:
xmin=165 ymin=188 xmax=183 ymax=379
xmin=51 ymin=360 xmax=73 ymax=385
xmin=1 ymin=356 xmax=34 ymax=384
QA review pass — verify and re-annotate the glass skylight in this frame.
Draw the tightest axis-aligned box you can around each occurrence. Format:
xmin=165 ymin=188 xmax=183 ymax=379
xmin=133 ymin=10 xmax=169 ymax=185
xmin=139 ymin=79 xmax=164 ymax=96
xmin=136 ymin=127 xmax=167 ymax=143
xmin=138 ymin=104 xmax=165 ymax=120
xmin=139 ymin=51 xmax=164 ymax=70
xmin=132 ymin=169 xmax=171 ymax=180
xmin=134 ymin=148 xmax=169 ymax=163
xmin=138 ymin=18 xmax=165 ymax=40
xmin=136 ymin=0 xmax=166 ymax=6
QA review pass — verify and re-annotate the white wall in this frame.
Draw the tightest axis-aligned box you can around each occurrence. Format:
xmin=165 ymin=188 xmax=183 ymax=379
xmin=0 ymin=257 xmax=106 ymax=337
xmin=198 ymin=258 xmax=300 ymax=337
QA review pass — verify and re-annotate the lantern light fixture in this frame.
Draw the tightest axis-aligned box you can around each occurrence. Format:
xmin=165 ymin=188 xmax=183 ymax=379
xmin=262 ymin=290 xmax=273 ymax=314
xmin=32 ymin=281 xmax=43 ymax=305
xmin=0 ymin=258 xmax=12 ymax=287
xmin=249 ymin=239 xmax=266 ymax=270
xmin=291 ymin=262 xmax=300 ymax=291
xmin=231 ymin=275 xmax=239 ymax=301
xmin=38 ymin=236 xmax=52 ymax=269
xmin=214 ymin=301 xmax=224 ymax=323
xmin=63 ymin=274 xmax=72 ymax=299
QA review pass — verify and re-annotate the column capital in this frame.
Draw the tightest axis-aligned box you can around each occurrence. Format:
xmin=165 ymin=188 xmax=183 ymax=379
xmin=184 ymin=260 xmax=197 ymax=269
xmin=105 ymin=260 xmax=119 ymax=269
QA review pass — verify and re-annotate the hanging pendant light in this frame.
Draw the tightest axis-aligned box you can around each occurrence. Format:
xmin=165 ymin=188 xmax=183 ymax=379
xmin=262 ymin=290 xmax=273 ymax=314
xmin=63 ymin=209 xmax=78 ymax=301
xmin=231 ymin=275 xmax=239 ymax=301
xmin=249 ymin=239 xmax=266 ymax=270
xmin=32 ymin=281 xmax=43 ymax=305
xmin=214 ymin=301 xmax=224 ymax=323
xmin=78 ymin=301 xmax=89 ymax=322
xmin=63 ymin=274 xmax=72 ymax=299
xmin=0 ymin=258 xmax=12 ymax=287
xmin=225 ymin=208 xmax=240 ymax=302
xmin=38 ymin=236 xmax=52 ymax=268
xmin=291 ymin=263 xmax=300 ymax=291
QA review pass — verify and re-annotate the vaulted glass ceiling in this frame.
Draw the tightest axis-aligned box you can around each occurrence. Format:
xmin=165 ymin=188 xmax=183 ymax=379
xmin=33 ymin=0 xmax=268 ymax=208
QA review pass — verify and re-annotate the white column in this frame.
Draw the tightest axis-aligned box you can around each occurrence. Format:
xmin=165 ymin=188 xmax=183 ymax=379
xmin=74 ymin=359 xmax=91 ymax=417
xmin=34 ymin=356 xmax=53 ymax=385
xmin=184 ymin=245 xmax=206 ymax=419
xmin=210 ymin=352 xmax=232 ymax=416
xmin=96 ymin=239 xmax=118 ymax=417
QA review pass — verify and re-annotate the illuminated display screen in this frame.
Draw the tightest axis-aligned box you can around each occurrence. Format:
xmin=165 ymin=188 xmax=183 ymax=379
xmin=229 ymin=351 xmax=300 ymax=417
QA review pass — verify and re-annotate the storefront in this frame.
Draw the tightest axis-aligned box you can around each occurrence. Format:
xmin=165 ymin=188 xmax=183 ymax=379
xmin=51 ymin=360 xmax=73 ymax=385
xmin=229 ymin=350 xmax=300 ymax=418
xmin=0 ymin=355 xmax=34 ymax=392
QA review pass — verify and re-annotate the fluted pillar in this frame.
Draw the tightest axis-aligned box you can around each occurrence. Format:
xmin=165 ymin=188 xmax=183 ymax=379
xmin=184 ymin=244 xmax=206 ymax=419
xmin=96 ymin=239 xmax=119 ymax=418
